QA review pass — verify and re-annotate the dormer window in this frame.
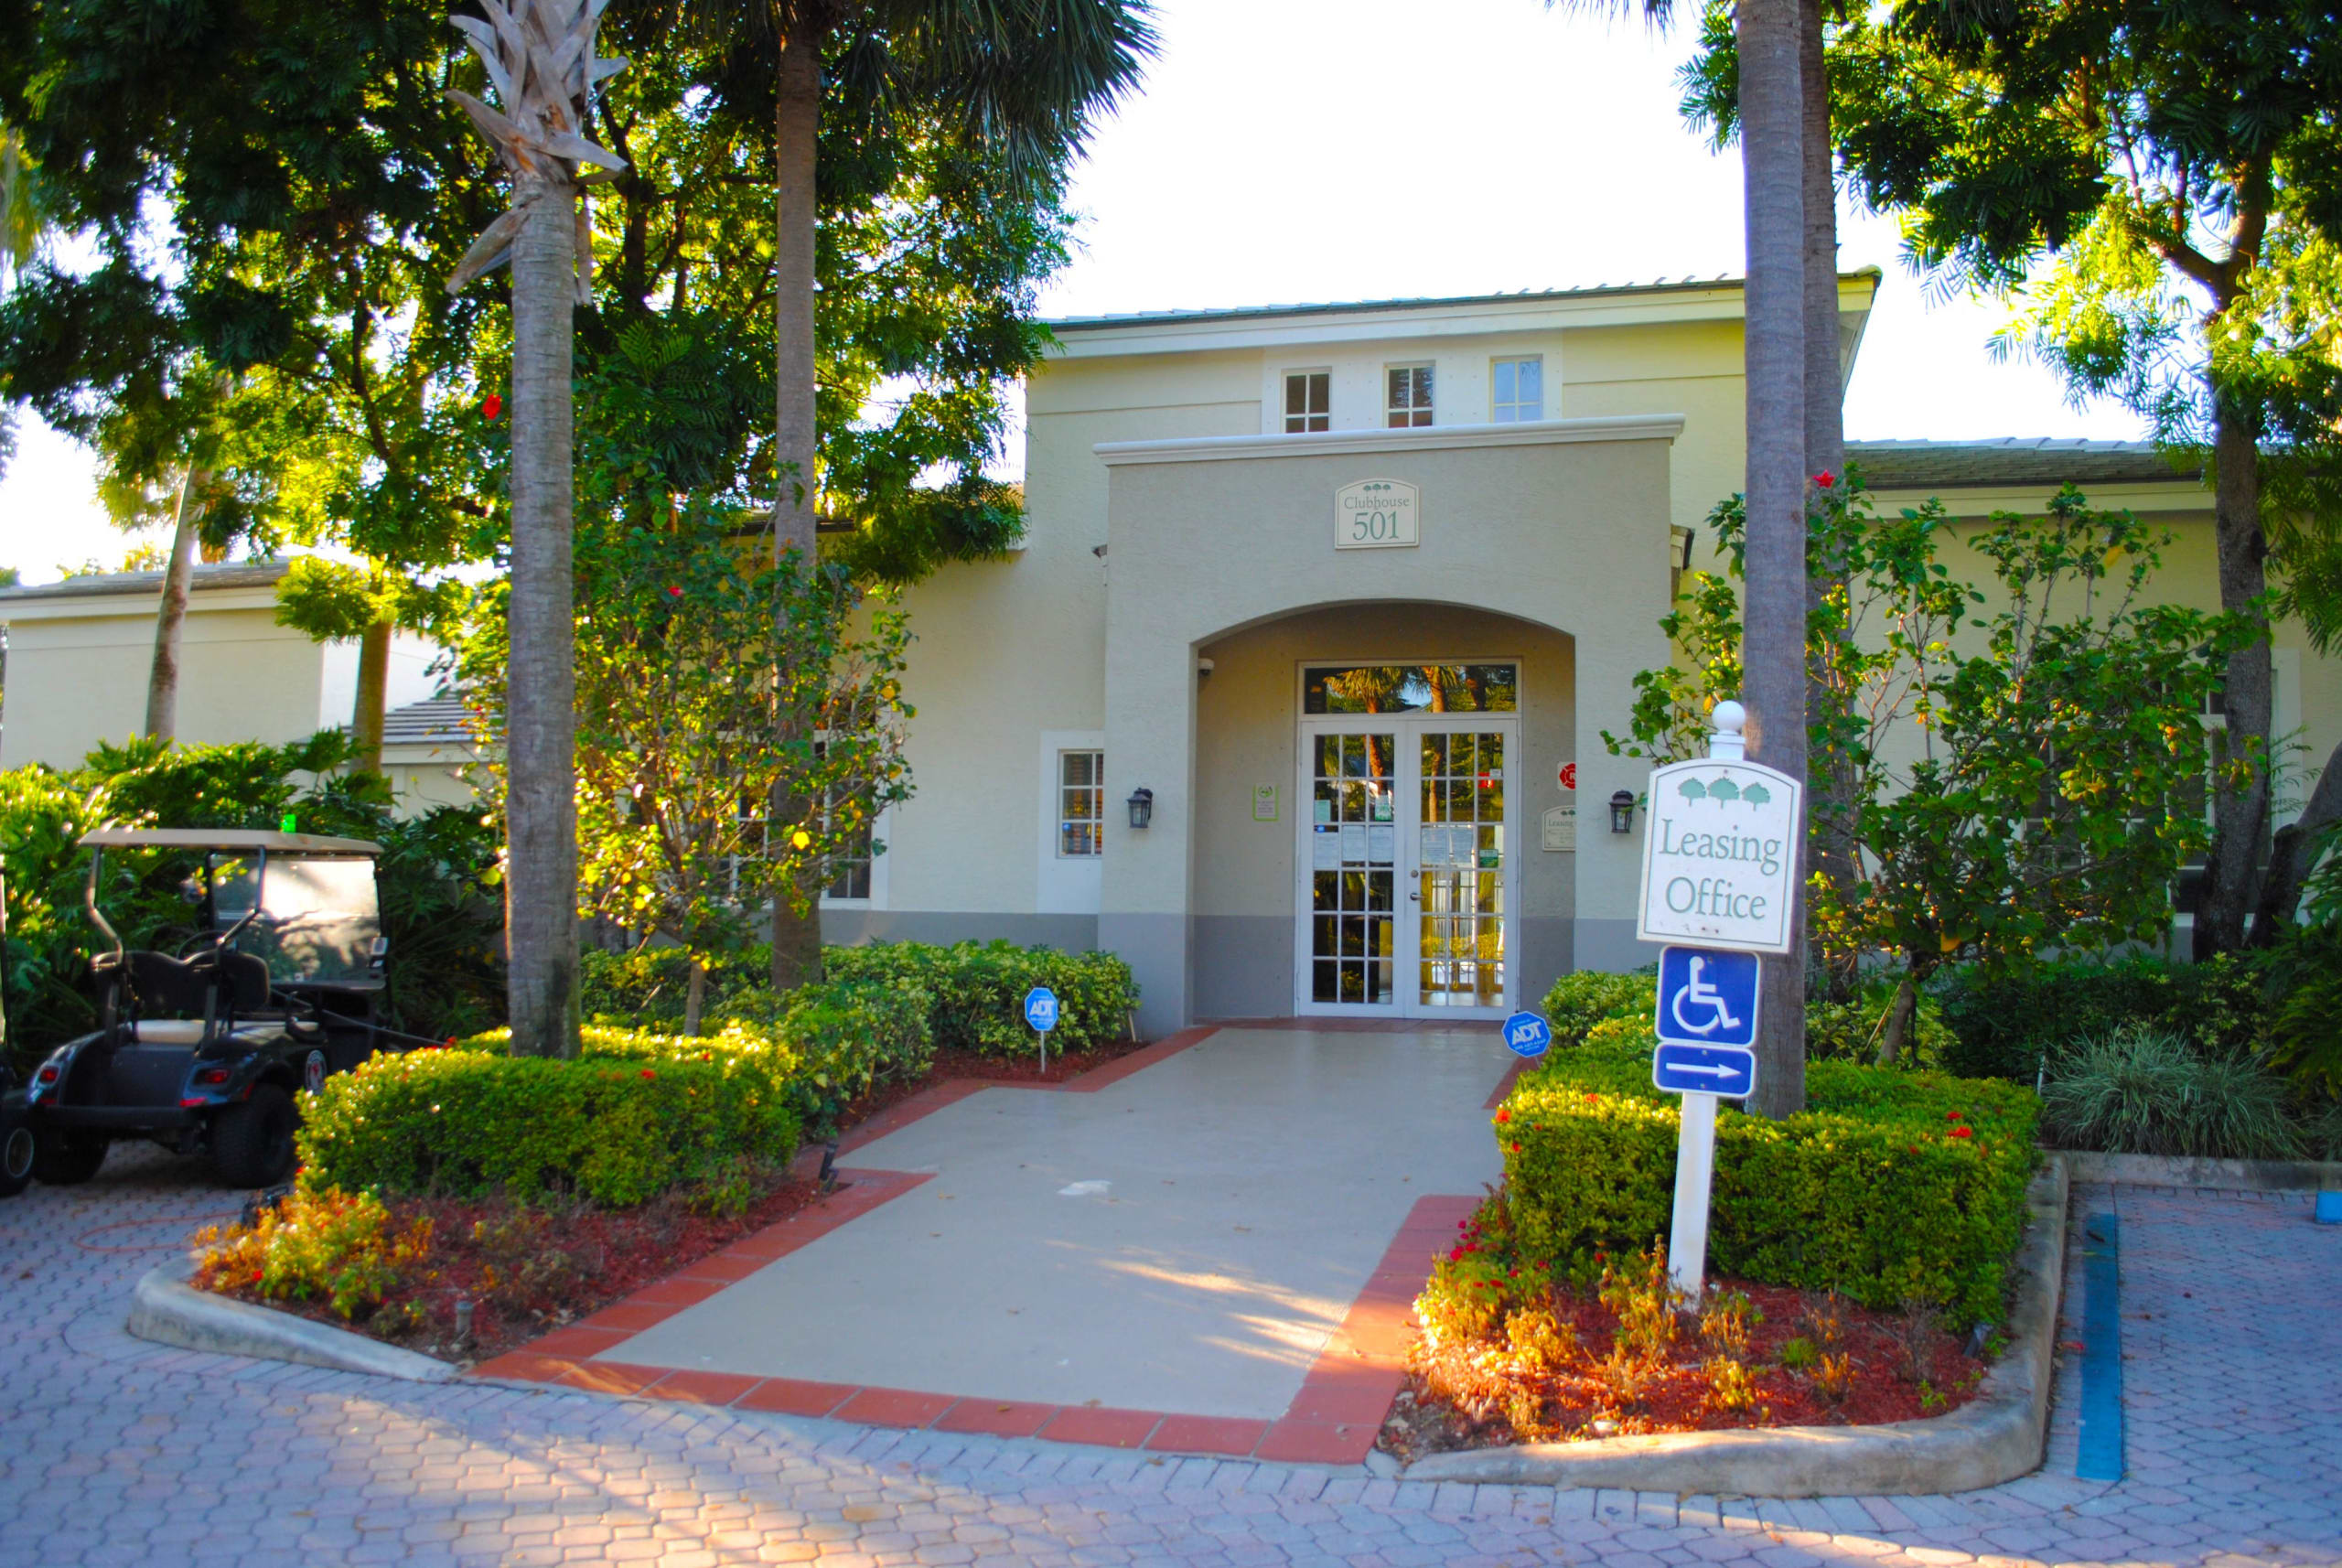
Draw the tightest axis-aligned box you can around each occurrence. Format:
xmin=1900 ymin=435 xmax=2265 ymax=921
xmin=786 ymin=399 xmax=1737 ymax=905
xmin=1386 ymin=364 xmax=1434 ymax=428
xmin=1492 ymin=357 xmax=1542 ymax=423
xmin=1284 ymin=371 xmax=1330 ymax=433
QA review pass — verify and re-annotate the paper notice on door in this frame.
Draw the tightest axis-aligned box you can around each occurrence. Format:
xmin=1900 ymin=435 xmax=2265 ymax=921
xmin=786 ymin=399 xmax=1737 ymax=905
xmin=1339 ymin=822 xmax=1368 ymax=863
xmin=1313 ymin=825 xmax=1340 ymax=869
xmin=1368 ymin=823 xmax=1395 ymax=863
xmin=1416 ymin=823 xmax=1452 ymax=866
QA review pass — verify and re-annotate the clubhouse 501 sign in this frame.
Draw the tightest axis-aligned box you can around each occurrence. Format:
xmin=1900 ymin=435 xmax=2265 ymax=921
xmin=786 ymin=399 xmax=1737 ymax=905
xmin=1634 ymin=757 xmax=1802 ymax=954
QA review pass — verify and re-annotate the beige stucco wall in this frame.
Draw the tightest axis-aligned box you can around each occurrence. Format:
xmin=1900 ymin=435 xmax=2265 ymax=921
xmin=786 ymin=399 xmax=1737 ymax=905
xmin=1190 ymin=602 xmax=1578 ymax=1018
xmin=1094 ymin=420 xmax=1680 ymax=1033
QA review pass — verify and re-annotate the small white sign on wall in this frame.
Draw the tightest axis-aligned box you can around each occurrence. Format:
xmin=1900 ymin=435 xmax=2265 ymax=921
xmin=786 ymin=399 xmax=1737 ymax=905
xmin=1334 ymin=478 xmax=1420 ymax=550
xmin=1252 ymin=783 xmax=1278 ymax=822
xmin=1542 ymin=805 xmax=1576 ymax=853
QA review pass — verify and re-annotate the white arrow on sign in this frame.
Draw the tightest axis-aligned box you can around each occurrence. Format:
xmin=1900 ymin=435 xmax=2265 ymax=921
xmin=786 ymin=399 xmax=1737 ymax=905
xmin=1671 ymin=1061 xmax=1742 ymax=1079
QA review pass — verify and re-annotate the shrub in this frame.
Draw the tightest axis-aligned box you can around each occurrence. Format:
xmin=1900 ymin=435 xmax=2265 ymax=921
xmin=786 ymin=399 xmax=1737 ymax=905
xmin=703 ymin=977 xmax=936 ymax=1132
xmin=1541 ymin=969 xmax=1656 ymax=1046
xmin=296 ymin=1026 xmax=800 ymax=1207
xmin=1496 ymin=1019 xmax=2039 ymax=1325
xmin=1934 ymin=952 xmax=2272 ymax=1081
xmin=581 ymin=939 xmax=1141 ymax=1057
xmin=2039 ymin=1026 xmax=2303 ymax=1159
xmin=822 ymin=940 xmax=1139 ymax=1054
xmin=192 ymin=1187 xmax=434 ymax=1320
xmin=1807 ymin=990 xmax=1958 ymax=1069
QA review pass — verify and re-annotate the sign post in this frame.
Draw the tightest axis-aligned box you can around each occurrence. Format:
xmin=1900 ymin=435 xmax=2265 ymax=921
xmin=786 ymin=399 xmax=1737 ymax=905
xmin=1634 ymin=702 xmax=1799 ymax=1302
xmin=1024 ymin=986 xmax=1059 ymax=1074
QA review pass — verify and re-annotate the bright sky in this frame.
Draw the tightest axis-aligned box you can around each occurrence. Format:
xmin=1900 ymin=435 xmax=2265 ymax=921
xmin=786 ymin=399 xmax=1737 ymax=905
xmin=0 ymin=0 xmax=2142 ymax=586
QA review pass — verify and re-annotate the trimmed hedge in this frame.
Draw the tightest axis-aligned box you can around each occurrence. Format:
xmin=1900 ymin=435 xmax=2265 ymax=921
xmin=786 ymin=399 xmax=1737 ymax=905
xmin=296 ymin=1025 xmax=801 ymax=1207
xmin=823 ymin=940 xmax=1138 ymax=1054
xmin=1935 ymin=951 xmax=2269 ymax=1080
xmin=1498 ymin=1024 xmax=2038 ymax=1325
xmin=581 ymin=940 xmax=1140 ymax=1057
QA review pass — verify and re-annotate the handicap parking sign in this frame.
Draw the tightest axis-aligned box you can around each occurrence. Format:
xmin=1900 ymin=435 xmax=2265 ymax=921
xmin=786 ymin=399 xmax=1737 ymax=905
xmin=1501 ymin=1010 xmax=1552 ymax=1059
xmin=1654 ymin=946 xmax=1759 ymax=1049
xmin=1023 ymin=986 xmax=1060 ymax=1034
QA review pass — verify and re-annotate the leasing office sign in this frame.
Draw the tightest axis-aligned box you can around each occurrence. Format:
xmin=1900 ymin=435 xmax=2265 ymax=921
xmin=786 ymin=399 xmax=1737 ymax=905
xmin=1635 ymin=758 xmax=1803 ymax=953
xmin=1335 ymin=478 xmax=1419 ymax=549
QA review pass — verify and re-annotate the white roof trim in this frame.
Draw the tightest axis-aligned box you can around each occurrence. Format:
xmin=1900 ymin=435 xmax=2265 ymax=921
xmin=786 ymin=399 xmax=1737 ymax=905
xmin=1094 ymin=414 xmax=1687 ymax=466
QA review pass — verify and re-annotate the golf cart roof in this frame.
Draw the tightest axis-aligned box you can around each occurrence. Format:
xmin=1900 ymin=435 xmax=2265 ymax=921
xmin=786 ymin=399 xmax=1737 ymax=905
xmin=78 ymin=828 xmax=383 ymax=855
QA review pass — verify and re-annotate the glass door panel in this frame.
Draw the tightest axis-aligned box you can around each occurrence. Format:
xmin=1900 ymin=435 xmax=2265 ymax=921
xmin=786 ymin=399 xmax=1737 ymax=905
xmin=1415 ymin=729 xmax=1506 ymax=1009
xmin=1307 ymin=730 xmax=1398 ymax=1005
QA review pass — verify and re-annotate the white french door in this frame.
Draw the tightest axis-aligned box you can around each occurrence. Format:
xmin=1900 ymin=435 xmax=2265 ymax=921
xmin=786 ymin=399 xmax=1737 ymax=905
xmin=1294 ymin=716 xmax=1519 ymax=1019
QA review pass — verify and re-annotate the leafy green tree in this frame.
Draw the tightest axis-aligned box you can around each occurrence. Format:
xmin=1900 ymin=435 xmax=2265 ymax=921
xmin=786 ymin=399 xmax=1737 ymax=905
xmin=649 ymin=0 xmax=1154 ymax=992
xmin=1614 ymin=478 xmax=2251 ymax=1060
xmin=1784 ymin=0 xmax=2342 ymax=956
xmin=568 ymin=513 xmax=912 ymax=1036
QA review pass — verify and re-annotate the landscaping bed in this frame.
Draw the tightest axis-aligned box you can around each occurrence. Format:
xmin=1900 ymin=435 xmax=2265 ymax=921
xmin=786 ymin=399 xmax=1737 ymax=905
xmin=188 ymin=1027 xmax=1152 ymax=1367
xmin=1378 ymin=1197 xmax=1993 ymax=1464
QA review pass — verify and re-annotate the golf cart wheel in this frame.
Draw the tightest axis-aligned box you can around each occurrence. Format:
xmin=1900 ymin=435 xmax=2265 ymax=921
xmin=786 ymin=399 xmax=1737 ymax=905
xmin=211 ymin=1085 xmax=296 ymax=1188
xmin=0 ymin=1122 xmax=35 ymax=1197
xmin=32 ymin=1126 xmax=108 ymax=1186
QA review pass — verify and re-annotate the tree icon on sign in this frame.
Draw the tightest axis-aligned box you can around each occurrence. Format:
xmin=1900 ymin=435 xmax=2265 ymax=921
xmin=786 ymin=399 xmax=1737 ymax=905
xmin=1708 ymin=778 xmax=1742 ymax=803
xmin=1678 ymin=778 xmax=1708 ymax=803
xmin=1741 ymin=782 xmax=1771 ymax=808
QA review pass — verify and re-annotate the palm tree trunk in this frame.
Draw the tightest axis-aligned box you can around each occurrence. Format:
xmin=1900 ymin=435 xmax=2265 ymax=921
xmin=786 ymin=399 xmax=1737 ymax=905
xmin=2193 ymin=405 xmax=2272 ymax=958
xmin=351 ymin=613 xmax=392 ymax=779
xmin=1798 ymin=0 xmax=1859 ymax=1001
xmin=1738 ymin=0 xmax=1810 ymax=1120
xmin=144 ymin=466 xmax=204 ymax=741
xmin=769 ymin=18 xmax=826 ymax=993
xmin=504 ymin=173 xmax=584 ymax=1059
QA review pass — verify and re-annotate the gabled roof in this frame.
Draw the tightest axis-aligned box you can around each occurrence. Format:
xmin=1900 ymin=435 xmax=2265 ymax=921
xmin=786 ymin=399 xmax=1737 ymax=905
xmin=0 ymin=559 xmax=289 ymax=604
xmin=1047 ymin=270 xmax=1885 ymax=334
xmin=80 ymin=828 xmax=380 ymax=854
xmin=1848 ymin=438 xmax=2201 ymax=492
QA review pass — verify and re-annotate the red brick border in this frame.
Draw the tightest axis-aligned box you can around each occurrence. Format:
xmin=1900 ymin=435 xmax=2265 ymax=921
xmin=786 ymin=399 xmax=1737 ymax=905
xmin=472 ymin=1022 xmax=1476 ymax=1465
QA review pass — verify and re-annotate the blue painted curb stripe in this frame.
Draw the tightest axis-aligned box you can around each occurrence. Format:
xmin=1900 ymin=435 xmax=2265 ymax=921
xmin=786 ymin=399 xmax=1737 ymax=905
xmin=2316 ymin=1189 xmax=2342 ymax=1225
xmin=2076 ymin=1210 xmax=2124 ymax=1482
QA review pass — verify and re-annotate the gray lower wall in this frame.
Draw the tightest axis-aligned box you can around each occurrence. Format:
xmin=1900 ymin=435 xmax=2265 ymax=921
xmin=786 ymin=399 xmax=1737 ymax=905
xmin=1573 ymin=918 xmax=1661 ymax=975
xmin=1518 ymin=916 xmax=1574 ymax=1014
xmin=819 ymin=910 xmax=1101 ymax=951
xmin=1192 ymin=916 xmax=1294 ymax=1019
xmin=1099 ymin=911 xmax=1191 ymax=1040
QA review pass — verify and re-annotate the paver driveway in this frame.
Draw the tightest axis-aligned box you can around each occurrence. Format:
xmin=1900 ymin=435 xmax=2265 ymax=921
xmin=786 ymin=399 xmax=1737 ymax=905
xmin=1 ymin=1146 xmax=2337 ymax=1565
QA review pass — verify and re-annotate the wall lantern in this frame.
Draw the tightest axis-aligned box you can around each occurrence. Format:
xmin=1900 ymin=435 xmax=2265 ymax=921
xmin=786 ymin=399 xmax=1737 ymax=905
xmin=1127 ymin=787 xmax=1155 ymax=830
xmin=1607 ymin=789 xmax=1638 ymax=834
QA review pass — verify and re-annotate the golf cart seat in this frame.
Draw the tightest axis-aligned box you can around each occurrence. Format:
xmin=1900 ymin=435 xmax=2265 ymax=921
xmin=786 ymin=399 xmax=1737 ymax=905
xmin=113 ymin=949 xmax=273 ymax=1017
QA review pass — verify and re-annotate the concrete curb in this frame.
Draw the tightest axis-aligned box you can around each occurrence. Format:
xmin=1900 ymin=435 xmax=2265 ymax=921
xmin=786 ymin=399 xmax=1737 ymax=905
xmin=127 ymin=1258 xmax=458 ymax=1383
xmin=2059 ymin=1149 xmax=2342 ymax=1192
xmin=1404 ymin=1157 xmax=2070 ymax=1496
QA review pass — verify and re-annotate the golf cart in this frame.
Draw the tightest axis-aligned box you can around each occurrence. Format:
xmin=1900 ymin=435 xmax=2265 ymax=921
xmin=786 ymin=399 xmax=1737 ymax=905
xmin=22 ymin=829 xmax=393 ymax=1188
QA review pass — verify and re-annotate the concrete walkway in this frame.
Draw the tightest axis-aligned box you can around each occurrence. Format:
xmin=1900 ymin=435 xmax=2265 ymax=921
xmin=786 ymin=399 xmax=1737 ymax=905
xmin=544 ymin=1025 xmax=1513 ymax=1452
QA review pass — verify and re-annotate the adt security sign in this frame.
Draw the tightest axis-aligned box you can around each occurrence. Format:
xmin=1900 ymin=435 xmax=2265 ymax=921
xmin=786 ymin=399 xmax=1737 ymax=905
xmin=1501 ymin=1010 xmax=1552 ymax=1059
xmin=1024 ymin=987 xmax=1059 ymax=1034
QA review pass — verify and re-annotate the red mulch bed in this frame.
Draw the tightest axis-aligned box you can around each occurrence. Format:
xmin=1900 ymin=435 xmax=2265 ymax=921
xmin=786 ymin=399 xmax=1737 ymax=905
xmin=1381 ymin=1273 xmax=1992 ymax=1462
xmin=198 ymin=1036 xmax=1149 ymax=1366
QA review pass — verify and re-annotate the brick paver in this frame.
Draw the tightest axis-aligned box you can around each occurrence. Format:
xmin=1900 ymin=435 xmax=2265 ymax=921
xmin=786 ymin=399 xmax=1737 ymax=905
xmin=1 ymin=1150 xmax=2337 ymax=1568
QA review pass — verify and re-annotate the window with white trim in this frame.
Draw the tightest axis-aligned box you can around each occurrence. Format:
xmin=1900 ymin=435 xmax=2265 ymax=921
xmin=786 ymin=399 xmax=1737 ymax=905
xmin=1284 ymin=371 xmax=1330 ymax=433
xmin=1491 ymin=357 xmax=1542 ymax=423
xmin=1386 ymin=364 xmax=1434 ymax=428
xmin=1058 ymin=749 xmax=1104 ymax=857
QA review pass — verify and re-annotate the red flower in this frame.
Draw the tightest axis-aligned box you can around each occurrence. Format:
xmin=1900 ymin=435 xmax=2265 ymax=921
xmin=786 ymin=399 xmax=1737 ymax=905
xmin=1585 ymin=1093 xmax=1599 ymax=1104
xmin=1509 ymin=1142 xmax=1522 ymax=1153
xmin=1950 ymin=1125 xmax=1973 ymax=1139
xmin=667 ymin=585 xmax=685 ymax=599
xmin=1813 ymin=470 xmax=1835 ymax=489
xmin=640 ymin=1069 xmax=656 ymax=1080
xmin=482 ymin=393 xmax=503 ymax=421
xmin=1947 ymin=1110 xmax=1965 ymax=1122
xmin=1494 ymin=1109 xmax=1511 ymax=1123
xmin=1448 ymin=1247 xmax=1466 ymax=1262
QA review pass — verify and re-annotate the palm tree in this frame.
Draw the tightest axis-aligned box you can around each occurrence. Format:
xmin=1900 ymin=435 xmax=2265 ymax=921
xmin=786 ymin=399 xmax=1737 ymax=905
xmin=444 ymin=0 xmax=628 ymax=1058
xmin=656 ymin=0 xmax=1155 ymax=993
xmin=1735 ymin=0 xmax=1810 ymax=1120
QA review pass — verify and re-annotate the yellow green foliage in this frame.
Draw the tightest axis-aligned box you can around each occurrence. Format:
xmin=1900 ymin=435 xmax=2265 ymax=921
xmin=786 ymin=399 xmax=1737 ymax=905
xmin=192 ymin=1187 xmax=433 ymax=1320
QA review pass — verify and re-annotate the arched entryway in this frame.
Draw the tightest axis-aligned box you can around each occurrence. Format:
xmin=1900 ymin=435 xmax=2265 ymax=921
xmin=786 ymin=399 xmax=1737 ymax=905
xmin=1189 ymin=601 xmax=1576 ymax=1021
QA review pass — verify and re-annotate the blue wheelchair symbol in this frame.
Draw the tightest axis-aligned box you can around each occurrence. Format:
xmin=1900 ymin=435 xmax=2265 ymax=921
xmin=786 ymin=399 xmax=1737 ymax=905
xmin=1654 ymin=947 xmax=1759 ymax=1049
xmin=1023 ymin=986 xmax=1060 ymax=1034
xmin=1501 ymin=1010 xmax=1552 ymax=1059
